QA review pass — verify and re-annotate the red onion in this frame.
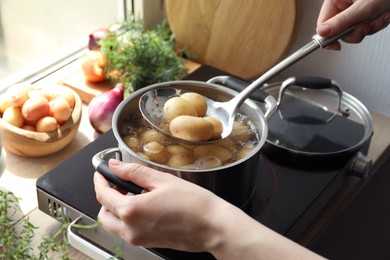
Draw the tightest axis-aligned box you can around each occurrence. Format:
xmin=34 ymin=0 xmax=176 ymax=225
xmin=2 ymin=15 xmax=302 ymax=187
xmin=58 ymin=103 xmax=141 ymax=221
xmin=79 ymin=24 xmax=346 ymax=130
xmin=88 ymin=28 xmax=109 ymax=50
xmin=88 ymin=83 xmax=125 ymax=134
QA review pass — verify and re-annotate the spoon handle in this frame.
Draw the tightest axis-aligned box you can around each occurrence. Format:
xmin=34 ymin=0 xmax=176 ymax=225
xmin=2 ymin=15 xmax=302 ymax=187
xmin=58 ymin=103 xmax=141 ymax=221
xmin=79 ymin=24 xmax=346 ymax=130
xmin=232 ymin=27 xmax=355 ymax=109
xmin=225 ymin=77 xmax=268 ymax=102
xmin=313 ymin=26 xmax=356 ymax=48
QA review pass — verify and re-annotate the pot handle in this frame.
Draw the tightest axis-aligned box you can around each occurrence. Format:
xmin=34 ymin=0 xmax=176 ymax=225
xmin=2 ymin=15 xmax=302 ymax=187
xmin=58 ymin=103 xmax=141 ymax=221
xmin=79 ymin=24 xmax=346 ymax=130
xmin=278 ymin=76 xmax=343 ymax=108
xmin=92 ymin=148 xmax=144 ymax=194
xmin=207 ymin=76 xmax=277 ymax=119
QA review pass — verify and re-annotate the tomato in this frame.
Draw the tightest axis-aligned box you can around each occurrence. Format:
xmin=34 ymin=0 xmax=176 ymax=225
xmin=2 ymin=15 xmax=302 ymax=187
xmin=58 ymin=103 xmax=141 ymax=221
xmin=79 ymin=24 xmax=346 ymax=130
xmin=81 ymin=50 xmax=108 ymax=83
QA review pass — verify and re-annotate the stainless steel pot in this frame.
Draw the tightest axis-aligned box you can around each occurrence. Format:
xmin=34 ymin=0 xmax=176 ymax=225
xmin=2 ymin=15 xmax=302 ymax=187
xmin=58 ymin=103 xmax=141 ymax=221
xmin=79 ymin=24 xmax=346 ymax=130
xmin=93 ymin=80 xmax=276 ymax=208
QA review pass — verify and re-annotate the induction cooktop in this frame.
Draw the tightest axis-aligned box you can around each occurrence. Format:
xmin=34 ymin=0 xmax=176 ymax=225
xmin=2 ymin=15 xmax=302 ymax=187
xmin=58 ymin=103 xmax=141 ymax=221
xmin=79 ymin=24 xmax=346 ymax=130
xmin=36 ymin=65 xmax=371 ymax=259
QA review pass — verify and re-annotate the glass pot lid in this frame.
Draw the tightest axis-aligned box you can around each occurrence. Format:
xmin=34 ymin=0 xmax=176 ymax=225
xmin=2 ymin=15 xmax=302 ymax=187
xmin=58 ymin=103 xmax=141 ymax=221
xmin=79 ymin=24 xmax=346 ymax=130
xmin=259 ymin=76 xmax=372 ymax=155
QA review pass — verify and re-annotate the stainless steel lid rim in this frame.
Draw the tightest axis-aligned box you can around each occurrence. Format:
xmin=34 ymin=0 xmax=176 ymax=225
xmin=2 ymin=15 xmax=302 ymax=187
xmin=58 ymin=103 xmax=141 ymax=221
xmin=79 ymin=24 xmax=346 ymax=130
xmin=260 ymin=77 xmax=373 ymax=158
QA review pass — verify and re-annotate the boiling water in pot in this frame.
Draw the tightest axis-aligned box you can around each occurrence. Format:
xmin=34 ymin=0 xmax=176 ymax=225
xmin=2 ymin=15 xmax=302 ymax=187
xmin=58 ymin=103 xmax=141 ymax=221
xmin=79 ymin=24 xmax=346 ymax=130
xmin=119 ymin=112 xmax=260 ymax=170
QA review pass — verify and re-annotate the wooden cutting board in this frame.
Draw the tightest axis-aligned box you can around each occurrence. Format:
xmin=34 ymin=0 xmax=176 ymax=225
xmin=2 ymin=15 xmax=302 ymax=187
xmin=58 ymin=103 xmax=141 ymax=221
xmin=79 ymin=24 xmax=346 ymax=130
xmin=62 ymin=59 xmax=201 ymax=104
xmin=165 ymin=0 xmax=297 ymax=80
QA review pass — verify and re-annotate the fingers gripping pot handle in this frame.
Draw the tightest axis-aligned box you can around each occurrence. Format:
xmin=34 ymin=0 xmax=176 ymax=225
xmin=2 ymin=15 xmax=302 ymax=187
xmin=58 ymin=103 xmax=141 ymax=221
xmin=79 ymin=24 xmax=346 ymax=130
xmin=92 ymin=148 xmax=144 ymax=194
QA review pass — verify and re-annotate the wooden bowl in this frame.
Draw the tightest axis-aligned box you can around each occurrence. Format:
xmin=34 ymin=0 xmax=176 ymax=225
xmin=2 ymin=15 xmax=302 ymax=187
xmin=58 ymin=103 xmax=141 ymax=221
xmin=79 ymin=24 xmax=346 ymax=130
xmin=0 ymin=87 xmax=82 ymax=157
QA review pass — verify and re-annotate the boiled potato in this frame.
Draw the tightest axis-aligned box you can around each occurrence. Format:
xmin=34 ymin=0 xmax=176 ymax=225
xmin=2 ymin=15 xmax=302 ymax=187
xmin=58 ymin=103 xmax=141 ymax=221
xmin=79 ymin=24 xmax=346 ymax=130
xmin=143 ymin=141 xmax=171 ymax=164
xmin=123 ymin=135 xmax=141 ymax=150
xmin=166 ymin=145 xmax=191 ymax=155
xmin=180 ymin=92 xmax=208 ymax=117
xmin=2 ymin=106 xmax=24 ymax=127
xmin=140 ymin=128 xmax=168 ymax=144
xmin=169 ymin=115 xmax=214 ymax=142
xmin=167 ymin=153 xmax=195 ymax=168
xmin=193 ymin=144 xmax=232 ymax=162
xmin=163 ymin=97 xmax=197 ymax=122
xmin=235 ymin=144 xmax=255 ymax=160
xmin=204 ymin=116 xmax=223 ymax=140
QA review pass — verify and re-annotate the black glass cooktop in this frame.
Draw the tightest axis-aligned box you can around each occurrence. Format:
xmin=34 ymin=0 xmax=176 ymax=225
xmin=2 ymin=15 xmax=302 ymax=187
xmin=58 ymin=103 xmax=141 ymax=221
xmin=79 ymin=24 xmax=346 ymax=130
xmin=36 ymin=65 xmax=367 ymax=259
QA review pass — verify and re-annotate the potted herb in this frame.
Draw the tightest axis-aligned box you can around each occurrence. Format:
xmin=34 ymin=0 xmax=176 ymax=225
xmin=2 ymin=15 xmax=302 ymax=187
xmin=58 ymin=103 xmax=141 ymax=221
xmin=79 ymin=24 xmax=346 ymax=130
xmin=99 ymin=17 xmax=188 ymax=96
xmin=0 ymin=189 xmax=71 ymax=259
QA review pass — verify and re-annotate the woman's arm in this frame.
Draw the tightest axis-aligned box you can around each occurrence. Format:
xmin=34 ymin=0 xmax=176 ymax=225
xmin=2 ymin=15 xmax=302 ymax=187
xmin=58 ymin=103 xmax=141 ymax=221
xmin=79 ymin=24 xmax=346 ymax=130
xmin=94 ymin=159 xmax=324 ymax=259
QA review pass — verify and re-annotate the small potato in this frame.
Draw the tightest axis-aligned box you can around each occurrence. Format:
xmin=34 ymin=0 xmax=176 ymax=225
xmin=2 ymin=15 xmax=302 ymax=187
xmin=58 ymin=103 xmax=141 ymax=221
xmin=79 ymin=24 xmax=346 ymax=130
xmin=166 ymin=145 xmax=191 ymax=155
xmin=163 ymin=97 xmax=197 ymax=122
xmin=193 ymin=144 xmax=232 ymax=162
xmin=61 ymin=92 xmax=76 ymax=109
xmin=167 ymin=153 xmax=195 ymax=168
xmin=204 ymin=116 xmax=223 ymax=140
xmin=2 ymin=106 xmax=24 ymax=127
xmin=180 ymin=92 xmax=207 ymax=117
xmin=0 ymin=96 xmax=11 ymax=114
xmin=143 ymin=141 xmax=171 ymax=164
xmin=235 ymin=145 xmax=255 ymax=160
xmin=140 ymin=128 xmax=168 ymax=144
xmin=7 ymin=83 xmax=32 ymax=107
xmin=49 ymin=96 xmax=71 ymax=123
xmin=123 ymin=135 xmax=141 ymax=150
xmin=169 ymin=115 xmax=214 ymax=142
xmin=21 ymin=95 xmax=50 ymax=121
xmin=36 ymin=116 xmax=58 ymax=132
xmin=52 ymin=87 xmax=76 ymax=108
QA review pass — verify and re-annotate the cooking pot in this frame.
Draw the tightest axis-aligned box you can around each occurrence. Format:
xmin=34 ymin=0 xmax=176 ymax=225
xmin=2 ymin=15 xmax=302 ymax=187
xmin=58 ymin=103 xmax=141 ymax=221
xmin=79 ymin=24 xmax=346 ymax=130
xmin=218 ymin=76 xmax=374 ymax=165
xmin=93 ymin=80 xmax=276 ymax=208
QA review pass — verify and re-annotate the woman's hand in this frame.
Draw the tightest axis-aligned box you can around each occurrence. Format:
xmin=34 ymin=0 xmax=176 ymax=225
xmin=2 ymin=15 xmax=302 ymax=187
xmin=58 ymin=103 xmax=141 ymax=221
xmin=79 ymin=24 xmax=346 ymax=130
xmin=317 ymin=0 xmax=390 ymax=50
xmin=93 ymin=159 xmax=229 ymax=252
xmin=93 ymin=159 xmax=325 ymax=259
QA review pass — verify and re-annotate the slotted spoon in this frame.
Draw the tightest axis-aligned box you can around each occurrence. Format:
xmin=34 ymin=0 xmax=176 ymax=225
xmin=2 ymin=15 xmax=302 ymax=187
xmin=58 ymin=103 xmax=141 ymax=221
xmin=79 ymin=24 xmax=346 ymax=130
xmin=139 ymin=28 xmax=354 ymax=145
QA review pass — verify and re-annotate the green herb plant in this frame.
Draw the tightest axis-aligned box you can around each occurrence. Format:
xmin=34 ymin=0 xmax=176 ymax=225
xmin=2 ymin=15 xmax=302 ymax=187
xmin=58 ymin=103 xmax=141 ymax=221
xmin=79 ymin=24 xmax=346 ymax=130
xmin=0 ymin=190 xmax=99 ymax=259
xmin=99 ymin=17 xmax=188 ymax=96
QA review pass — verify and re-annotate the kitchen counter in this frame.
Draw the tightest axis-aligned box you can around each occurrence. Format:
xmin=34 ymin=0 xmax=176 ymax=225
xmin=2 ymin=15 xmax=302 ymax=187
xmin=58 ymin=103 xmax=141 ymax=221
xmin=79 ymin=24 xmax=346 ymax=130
xmin=1 ymin=59 xmax=390 ymax=259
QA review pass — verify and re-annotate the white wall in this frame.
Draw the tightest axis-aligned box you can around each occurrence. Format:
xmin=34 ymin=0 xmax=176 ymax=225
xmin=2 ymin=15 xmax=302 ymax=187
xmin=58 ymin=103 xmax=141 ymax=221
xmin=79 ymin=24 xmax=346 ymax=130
xmin=279 ymin=0 xmax=390 ymax=116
